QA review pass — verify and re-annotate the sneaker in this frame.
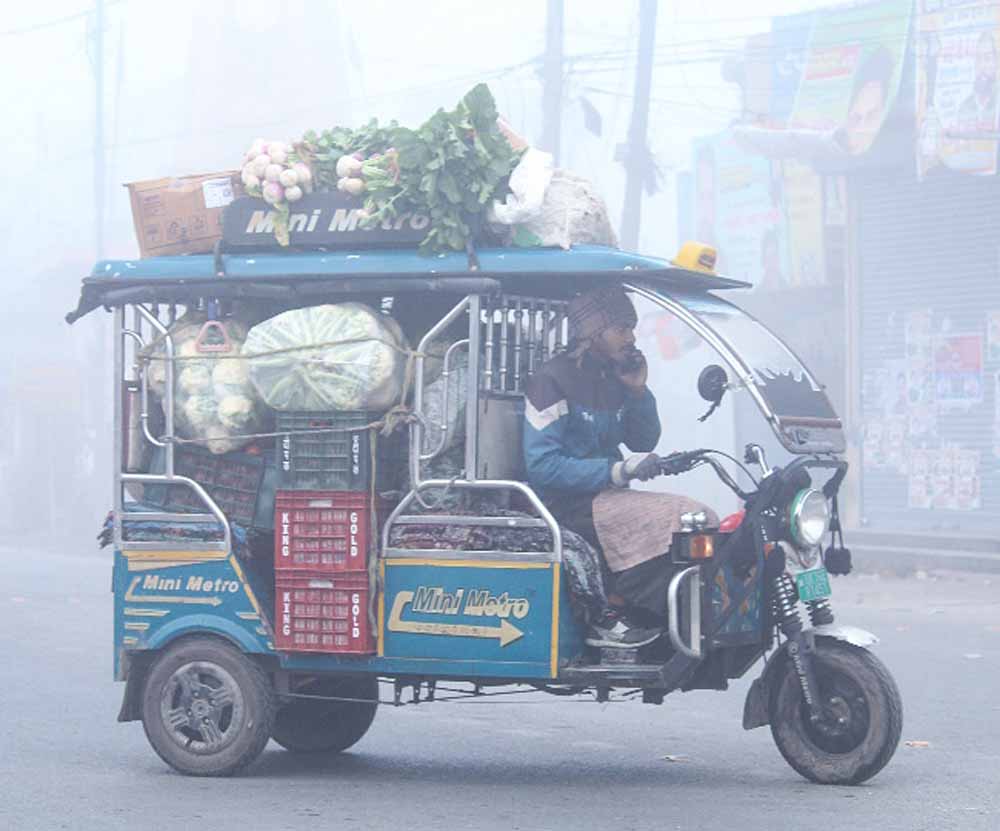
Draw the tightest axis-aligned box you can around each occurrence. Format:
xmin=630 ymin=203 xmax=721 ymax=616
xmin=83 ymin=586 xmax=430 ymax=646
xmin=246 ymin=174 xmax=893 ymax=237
xmin=585 ymin=611 xmax=661 ymax=649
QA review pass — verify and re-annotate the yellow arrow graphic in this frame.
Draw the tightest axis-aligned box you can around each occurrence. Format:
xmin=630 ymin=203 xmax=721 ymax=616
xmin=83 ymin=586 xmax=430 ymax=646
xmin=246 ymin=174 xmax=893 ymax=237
xmin=125 ymin=577 xmax=223 ymax=607
xmin=388 ymin=591 xmax=524 ymax=647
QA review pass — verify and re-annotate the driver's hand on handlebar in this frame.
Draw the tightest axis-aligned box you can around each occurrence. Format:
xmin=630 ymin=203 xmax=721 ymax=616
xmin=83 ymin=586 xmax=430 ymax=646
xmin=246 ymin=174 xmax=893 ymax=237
xmin=611 ymin=452 xmax=661 ymax=487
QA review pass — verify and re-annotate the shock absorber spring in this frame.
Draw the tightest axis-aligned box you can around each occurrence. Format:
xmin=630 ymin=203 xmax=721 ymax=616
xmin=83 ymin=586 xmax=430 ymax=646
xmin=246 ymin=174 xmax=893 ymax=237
xmin=772 ymin=573 xmax=802 ymax=636
xmin=806 ymin=598 xmax=835 ymax=627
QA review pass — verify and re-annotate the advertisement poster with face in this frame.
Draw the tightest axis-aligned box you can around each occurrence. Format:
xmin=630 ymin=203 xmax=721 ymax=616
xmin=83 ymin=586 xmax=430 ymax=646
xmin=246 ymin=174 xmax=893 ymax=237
xmin=692 ymin=133 xmax=788 ymax=290
xmin=788 ymin=0 xmax=912 ymax=156
xmin=934 ymin=332 xmax=984 ymax=408
xmin=916 ymin=1 xmax=1000 ymax=177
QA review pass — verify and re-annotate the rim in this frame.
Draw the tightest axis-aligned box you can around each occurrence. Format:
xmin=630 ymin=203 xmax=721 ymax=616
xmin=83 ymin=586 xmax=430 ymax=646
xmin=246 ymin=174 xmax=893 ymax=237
xmin=159 ymin=660 xmax=246 ymax=756
xmin=798 ymin=664 xmax=871 ymax=755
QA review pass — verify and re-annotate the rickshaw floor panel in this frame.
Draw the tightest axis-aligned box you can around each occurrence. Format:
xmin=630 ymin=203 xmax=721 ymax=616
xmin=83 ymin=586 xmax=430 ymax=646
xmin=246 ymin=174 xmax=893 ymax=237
xmin=558 ymin=653 xmax=700 ymax=689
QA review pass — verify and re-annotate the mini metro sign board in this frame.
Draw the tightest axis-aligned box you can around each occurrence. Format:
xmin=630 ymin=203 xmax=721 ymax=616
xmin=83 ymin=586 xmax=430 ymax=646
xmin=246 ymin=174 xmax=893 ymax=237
xmin=222 ymin=192 xmax=431 ymax=248
xmin=380 ymin=559 xmax=561 ymax=678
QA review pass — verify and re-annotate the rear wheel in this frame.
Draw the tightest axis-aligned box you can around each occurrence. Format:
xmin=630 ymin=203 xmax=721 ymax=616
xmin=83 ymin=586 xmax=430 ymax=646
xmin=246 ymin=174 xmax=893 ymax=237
xmin=272 ymin=676 xmax=378 ymax=754
xmin=140 ymin=637 xmax=274 ymax=777
xmin=770 ymin=638 xmax=902 ymax=785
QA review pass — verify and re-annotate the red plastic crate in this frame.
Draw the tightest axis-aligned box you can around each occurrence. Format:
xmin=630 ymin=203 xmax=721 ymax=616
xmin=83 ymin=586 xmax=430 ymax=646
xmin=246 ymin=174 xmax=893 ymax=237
xmin=274 ymin=490 xmax=374 ymax=573
xmin=274 ymin=572 xmax=373 ymax=654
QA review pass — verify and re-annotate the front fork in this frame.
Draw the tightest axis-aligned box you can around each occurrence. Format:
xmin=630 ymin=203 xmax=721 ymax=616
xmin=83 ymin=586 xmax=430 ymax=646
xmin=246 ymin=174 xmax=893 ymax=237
xmin=771 ymin=572 xmax=834 ymax=722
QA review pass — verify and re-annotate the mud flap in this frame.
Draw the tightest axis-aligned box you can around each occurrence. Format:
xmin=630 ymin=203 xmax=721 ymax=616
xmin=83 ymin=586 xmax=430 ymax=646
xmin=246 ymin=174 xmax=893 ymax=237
xmin=741 ymin=644 xmax=789 ymax=730
xmin=741 ymin=625 xmax=880 ymax=730
xmin=742 ymin=676 xmax=769 ymax=730
xmin=117 ymin=656 xmax=150 ymax=723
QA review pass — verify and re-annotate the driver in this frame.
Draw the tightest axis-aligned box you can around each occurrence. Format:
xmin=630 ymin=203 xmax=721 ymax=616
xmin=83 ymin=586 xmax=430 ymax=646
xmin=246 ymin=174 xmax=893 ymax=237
xmin=523 ymin=285 xmax=718 ymax=632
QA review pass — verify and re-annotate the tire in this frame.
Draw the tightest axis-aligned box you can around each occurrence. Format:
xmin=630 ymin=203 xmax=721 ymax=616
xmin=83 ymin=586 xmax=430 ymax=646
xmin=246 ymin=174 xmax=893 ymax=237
xmin=769 ymin=638 xmax=902 ymax=785
xmin=272 ymin=676 xmax=378 ymax=754
xmin=140 ymin=637 xmax=275 ymax=777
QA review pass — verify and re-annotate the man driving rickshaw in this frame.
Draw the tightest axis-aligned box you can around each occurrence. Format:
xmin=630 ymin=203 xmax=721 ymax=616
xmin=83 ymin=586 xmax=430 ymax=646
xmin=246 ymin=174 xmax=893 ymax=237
xmin=524 ymin=285 xmax=718 ymax=645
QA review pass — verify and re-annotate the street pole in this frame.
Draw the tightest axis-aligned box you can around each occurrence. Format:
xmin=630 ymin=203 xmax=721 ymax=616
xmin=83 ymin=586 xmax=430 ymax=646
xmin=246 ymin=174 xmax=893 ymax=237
xmin=94 ymin=0 xmax=105 ymax=260
xmin=541 ymin=0 xmax=564 ymax=164
xmin=620 ymin=0 xmax=658 ymax=251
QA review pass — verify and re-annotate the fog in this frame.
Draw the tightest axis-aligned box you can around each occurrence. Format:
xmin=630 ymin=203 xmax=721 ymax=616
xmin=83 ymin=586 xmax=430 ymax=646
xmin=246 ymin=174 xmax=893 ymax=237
xmin=3 ymin=0 xmax=992 ymax=546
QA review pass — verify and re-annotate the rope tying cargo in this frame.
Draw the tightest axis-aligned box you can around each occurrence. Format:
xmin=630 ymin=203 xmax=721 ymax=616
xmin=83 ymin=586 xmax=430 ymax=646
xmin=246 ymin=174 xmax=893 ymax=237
xmin=141 ymin=334 xmax=427 ymax=445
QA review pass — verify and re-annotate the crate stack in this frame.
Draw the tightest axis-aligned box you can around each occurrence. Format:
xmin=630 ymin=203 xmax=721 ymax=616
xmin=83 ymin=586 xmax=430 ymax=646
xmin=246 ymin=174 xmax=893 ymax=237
xmin=272 ymin=412 xmax=379 ymax=654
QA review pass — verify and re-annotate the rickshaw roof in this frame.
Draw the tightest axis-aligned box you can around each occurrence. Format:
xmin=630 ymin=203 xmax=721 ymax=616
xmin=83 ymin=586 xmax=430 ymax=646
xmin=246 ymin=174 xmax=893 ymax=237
xmin=66 ymin=245 xmax=749 ymax=323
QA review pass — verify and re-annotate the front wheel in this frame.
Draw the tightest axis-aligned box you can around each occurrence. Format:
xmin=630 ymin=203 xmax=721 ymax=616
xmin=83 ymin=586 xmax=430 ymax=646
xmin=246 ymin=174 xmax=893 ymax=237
xmin=140 ymin=637 xmax=275 ymax=777
xmin=272 ymin=676 xmax=378 ymax=754
xmin=770 ymin=638 xmax=902 ymax=785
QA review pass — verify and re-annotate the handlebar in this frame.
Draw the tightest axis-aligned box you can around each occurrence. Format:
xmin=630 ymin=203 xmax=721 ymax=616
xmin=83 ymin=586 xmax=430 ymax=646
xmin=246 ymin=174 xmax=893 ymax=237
xmin=657 ymin=448 xmax=752 ymax=501
xmin=657 ymin=449 xmax=709 ymax=477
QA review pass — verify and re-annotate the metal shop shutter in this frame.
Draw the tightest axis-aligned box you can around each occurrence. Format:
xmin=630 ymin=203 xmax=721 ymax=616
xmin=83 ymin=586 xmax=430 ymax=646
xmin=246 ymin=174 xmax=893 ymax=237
xmin=856 ymin=169 xmax=1000 ymax=534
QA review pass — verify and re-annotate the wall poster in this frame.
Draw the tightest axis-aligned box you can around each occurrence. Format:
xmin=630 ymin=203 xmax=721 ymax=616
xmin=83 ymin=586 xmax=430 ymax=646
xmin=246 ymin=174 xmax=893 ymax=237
xmin=916 ymin=0 xmax=1000 ymax=177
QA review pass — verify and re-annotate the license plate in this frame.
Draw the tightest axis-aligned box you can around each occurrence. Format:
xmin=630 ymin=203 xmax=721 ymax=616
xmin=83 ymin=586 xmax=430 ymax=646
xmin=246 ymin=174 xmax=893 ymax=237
xmin=795 ymin=567 xmax=832 ymax=602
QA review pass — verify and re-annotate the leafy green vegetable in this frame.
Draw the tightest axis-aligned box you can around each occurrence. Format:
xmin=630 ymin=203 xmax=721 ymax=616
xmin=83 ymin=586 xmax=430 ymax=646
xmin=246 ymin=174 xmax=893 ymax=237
xmin=293 ymin=84 xmax=521 ymax=253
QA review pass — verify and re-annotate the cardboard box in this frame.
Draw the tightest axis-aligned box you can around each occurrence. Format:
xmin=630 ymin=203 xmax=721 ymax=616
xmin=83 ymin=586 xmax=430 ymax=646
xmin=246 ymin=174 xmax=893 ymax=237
xmin=126 ymin=171 xmax=242 ymax=257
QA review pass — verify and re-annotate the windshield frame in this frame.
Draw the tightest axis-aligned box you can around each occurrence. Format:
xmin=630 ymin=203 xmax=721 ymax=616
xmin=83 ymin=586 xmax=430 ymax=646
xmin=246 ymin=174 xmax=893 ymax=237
xmin=625 ymin=281 xmax=845 ymax=455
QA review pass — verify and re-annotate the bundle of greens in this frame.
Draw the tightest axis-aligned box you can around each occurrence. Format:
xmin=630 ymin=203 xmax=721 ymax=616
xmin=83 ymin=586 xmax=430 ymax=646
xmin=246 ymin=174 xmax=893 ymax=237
xmin=368 ymin=84 xmax=522 ymax=251
xmin=272 ymin=84 xmax=522 ymax=252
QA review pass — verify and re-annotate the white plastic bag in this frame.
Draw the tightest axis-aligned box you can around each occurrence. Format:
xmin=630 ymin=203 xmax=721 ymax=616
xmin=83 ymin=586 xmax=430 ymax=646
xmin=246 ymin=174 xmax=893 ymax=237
xmin=489 ymin=147 xmax=554 ymax=226
xmin=512 ymin=169 xmax=618 ymax=250
xmin=143 ymin=314 xmax=264 ymax=454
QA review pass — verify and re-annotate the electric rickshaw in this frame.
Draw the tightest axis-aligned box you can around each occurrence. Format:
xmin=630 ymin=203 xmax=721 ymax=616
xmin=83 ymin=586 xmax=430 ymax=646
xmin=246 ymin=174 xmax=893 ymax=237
xmin=67 ymin=241 xmax=902 ymax=782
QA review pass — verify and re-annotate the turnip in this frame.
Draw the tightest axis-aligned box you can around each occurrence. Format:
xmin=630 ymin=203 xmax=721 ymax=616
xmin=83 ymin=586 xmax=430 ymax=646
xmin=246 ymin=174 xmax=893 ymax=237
xmin=284 ymin=185 xmax=303 ymax=202
xmin=279 ymin=168 xmax=299 ymax=188
xmin=336 ymin=155 xmax=363 ymax=178
xmin=241 ymin=170 xmax=261 ymax=189
xmin=252 ymin=154 xmax=271 ymax=177
xmin=262 ymin=181 xmax=285 ymax=204
xmin=269 ymin=144 xmax=288 ymax=165
xmin=264 ymin=163 xmax=283 ymax=183
xmin=337 ymin=177 xmax=365 ymax=195
xmin=250 ymin=138 xmax=266 ymax=156
xmin=293 ymin=162 xmax=312 ymax=184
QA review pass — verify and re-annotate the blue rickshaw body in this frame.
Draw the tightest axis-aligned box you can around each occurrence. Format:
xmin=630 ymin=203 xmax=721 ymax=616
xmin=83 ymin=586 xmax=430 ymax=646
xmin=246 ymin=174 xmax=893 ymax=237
xmin=93 ymin=243 xmax=774 ymax=689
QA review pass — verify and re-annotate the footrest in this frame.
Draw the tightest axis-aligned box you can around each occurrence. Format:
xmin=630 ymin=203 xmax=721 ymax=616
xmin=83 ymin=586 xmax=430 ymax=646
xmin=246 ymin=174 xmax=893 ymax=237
xmin=598 ymin=647 xmax=641 ymax=665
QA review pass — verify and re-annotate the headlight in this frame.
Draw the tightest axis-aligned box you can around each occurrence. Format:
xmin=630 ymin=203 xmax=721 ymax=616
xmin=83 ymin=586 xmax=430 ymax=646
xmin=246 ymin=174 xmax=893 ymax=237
xmin=788 ymin=488 xmax=830 ymax=549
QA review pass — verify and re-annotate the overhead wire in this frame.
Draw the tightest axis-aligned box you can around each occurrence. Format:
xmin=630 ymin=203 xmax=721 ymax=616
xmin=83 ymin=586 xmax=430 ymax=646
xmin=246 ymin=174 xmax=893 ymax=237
xmin=0 ymin=0 xmax=129 ymax=38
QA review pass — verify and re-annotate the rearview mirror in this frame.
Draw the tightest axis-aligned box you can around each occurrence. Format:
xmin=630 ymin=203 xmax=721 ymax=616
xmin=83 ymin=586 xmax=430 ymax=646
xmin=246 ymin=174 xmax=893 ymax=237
xmin=697 ymin=365 xmax=728 ymax=423
xmin=698 ymin=365 xmax=729 ymax=404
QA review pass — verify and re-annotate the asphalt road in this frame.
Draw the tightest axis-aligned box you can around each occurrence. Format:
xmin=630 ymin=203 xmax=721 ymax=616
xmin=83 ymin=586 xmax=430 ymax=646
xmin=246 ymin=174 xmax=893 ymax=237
xmin=2 ymin=548 xmax=998 ymax=831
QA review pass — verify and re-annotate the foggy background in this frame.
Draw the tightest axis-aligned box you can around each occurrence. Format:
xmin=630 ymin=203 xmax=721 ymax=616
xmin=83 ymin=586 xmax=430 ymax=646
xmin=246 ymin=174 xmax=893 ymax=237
xmin=3 ymin=0 xmax=995 ymax=548
xmin=2 ymin=0 xmax=795 ymax=546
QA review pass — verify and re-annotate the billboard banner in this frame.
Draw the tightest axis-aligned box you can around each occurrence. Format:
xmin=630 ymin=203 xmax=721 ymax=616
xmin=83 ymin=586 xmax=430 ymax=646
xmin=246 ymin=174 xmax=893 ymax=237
xmin=789 ymin=0 xmax=912 ymax=156
xmin=916 ymin=0 xmax=1000 ymax=177
xmin=692 ymin=133 xmax=789 ymax=290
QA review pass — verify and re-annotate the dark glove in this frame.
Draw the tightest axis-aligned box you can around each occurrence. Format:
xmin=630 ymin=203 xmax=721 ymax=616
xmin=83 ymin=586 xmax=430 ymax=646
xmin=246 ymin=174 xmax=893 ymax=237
xmin=611 ymin=452 xmax=661 ymax=487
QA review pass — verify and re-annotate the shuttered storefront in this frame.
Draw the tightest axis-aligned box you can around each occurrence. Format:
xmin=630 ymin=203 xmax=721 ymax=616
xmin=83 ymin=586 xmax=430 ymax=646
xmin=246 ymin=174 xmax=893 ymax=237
xmin=856 ymin=168 xmax=1000 ymax=533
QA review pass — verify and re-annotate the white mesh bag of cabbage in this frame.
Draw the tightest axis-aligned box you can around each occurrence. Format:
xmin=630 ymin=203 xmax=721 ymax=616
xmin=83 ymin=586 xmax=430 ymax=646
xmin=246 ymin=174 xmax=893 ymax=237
xmin=143 ymin=314 xmax=265 ymax=454
xmin=244 ymin=302 xmax=409 ymax=412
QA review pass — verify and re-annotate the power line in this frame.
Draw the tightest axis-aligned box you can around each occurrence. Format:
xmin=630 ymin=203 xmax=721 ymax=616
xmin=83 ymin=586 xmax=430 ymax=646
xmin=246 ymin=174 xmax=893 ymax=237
xmin=0 ymin=1 xmax=127 ymax=38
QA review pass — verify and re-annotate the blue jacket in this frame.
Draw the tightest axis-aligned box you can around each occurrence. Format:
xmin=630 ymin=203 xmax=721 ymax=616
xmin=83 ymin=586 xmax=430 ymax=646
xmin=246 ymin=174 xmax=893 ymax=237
xmin=523 ymin=352 xmax=661 ymax=503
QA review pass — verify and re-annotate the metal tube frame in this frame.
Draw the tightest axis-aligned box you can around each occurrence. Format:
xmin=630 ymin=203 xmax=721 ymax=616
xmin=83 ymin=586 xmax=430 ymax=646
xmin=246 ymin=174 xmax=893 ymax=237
xmin=381 ymin=479 xmax=563 ymax=563
xmin=411 ymin=297 xmax=472 ymax=485
xmin=420 ymin=338 xmax=469 ymax=462
xmin=113 ymin=303 xmax=232 ymax=553
xmin=390 ymin=291 xmax=563 ymax=562
xmin=667 ymin=565 xmax=702 ymax=659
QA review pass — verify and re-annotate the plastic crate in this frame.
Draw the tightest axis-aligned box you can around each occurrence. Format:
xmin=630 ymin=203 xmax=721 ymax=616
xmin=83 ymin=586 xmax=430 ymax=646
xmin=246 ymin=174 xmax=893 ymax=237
xmin=276 ymin=411 xmax=405 ymax=492
xmin=144 ymin=445 xmax=269 ymax=527
xmin=274 ymin=572 xmax=373 ymax=654
xmin=273 ymin=490 xmax=377 ymax=573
